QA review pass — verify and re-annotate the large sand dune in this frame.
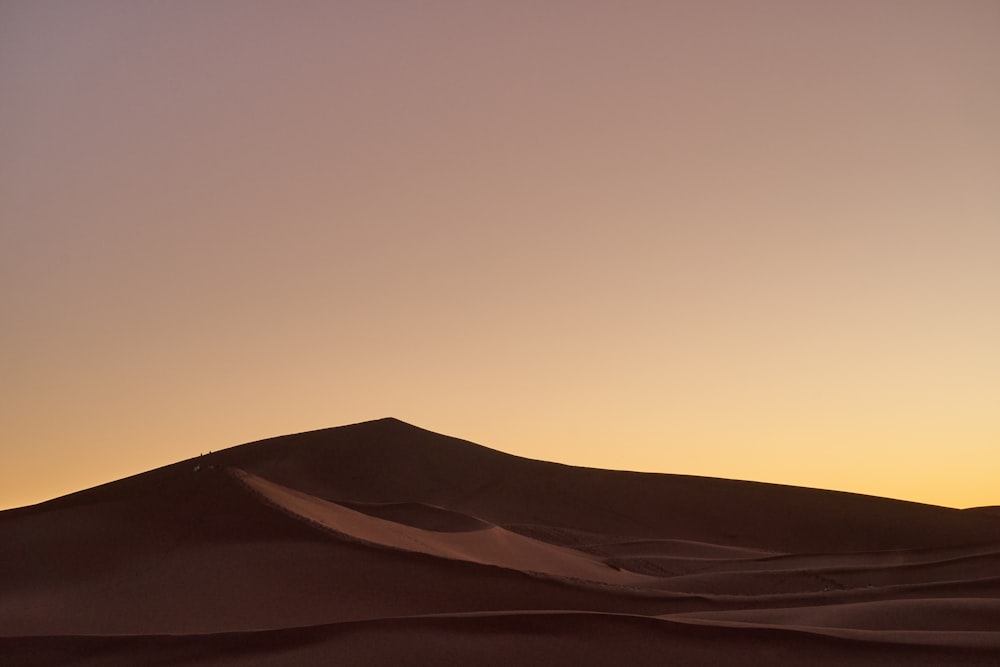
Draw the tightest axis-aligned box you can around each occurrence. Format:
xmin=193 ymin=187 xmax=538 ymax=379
xmin=2 ymin=418 xmax=998 ymax=665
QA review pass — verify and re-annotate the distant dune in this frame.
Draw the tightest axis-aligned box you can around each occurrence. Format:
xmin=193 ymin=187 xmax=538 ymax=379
xmin=2 ymin=418 xmax=998 ymax=665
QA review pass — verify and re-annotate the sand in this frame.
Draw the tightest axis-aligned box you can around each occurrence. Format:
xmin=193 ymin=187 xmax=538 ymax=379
xmin=2 ymin=418 xmax=998 ymax=665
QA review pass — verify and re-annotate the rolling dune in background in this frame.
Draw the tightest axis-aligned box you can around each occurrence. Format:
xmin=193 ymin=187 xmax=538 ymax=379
xmin=2 ymin=419 xmax=998 ymax=665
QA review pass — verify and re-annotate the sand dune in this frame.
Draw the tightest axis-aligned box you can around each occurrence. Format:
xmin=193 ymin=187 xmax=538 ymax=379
xmin=668 ymin=598 xmax=1000 ymax=632
xmin=1 ymin=418 xmax=998 ymax=665
xmin=232 ymin=468 xmax=648 ymax=585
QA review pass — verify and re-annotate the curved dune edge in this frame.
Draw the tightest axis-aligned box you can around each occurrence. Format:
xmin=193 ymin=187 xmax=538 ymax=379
xmin=664 ymin=596 xmax=1000 ymax=630
xmin=665 ymin=613 xmax=1000 ymax=650
xmin=3 ymin=607 xmax=994 ymax=642
xmin=231 ymin=468 xmax=651 ymax=586
xmin=664 ymin=597 xmax=1000 ymax=652
xmin=335 ymin=499 xmax=493 ymax=532
xmin=580 ymin=537 xmax=783 ymax=560
xmin=4 ymin=610 xmax=998 ymax=660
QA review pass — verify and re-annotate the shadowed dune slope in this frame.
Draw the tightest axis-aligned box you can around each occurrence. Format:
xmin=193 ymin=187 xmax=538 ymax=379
xmin=40 ymin=417 xmax=985 ymax=553
xmin=1 ymin=418 xmax=998 ymax=665
xmin=227 ymin=419 xmax=1000 ymax=551
xmin=668 ymin=598 xmax=1000 ymax=632
xmin=3 ymin=613 xmax=999 ymax=667
xmin=0 ymin=464 xmax=688 ymax=636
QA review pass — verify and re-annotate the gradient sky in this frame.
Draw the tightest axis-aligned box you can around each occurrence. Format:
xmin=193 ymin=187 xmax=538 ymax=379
xmin=3 ymin=1 xmax=998 ymax=510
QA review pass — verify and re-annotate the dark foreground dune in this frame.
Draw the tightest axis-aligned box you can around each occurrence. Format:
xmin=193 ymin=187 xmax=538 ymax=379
xmin=2 ymin=418 xmax=998 ymax=665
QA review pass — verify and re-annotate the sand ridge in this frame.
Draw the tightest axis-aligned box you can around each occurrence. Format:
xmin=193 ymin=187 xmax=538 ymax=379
xmin=231 ymin=468 xmax=652 ymax=586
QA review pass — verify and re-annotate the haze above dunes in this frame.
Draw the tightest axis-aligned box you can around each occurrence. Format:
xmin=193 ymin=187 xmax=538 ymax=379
xmin=2 ymin=419 xmax=999 ymax=665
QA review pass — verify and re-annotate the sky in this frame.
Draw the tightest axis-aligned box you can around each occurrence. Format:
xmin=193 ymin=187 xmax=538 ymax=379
xmin=2 ymin=0 xmax=998 ymax=511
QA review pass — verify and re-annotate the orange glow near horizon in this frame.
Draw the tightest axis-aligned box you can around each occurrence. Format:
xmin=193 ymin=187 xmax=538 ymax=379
xmin=2 ymin=1 xmax=998 ymax=511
